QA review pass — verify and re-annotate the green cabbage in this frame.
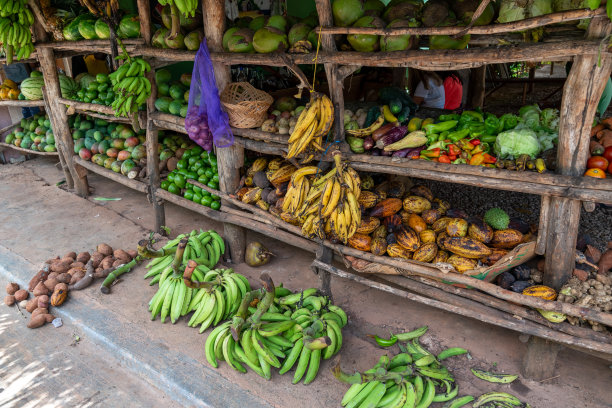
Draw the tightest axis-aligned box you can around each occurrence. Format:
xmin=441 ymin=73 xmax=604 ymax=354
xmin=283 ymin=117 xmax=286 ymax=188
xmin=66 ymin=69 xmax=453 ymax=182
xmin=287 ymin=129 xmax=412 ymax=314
xmin=519 ymin=104 xmax=541 ymax=130
xmin=494 ymin=128 xmax=541 ymax=159
xmin=536 ymin=130 xmax=558 ymax=151
xmin=540 ymin=108 xmax=559 ymax=131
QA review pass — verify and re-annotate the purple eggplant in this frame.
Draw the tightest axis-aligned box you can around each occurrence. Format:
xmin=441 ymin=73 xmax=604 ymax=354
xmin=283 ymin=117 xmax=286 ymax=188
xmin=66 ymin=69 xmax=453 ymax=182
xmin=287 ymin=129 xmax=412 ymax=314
xmin=375 ymin=126 xmax=408 ymax=149
xmin=381 ymin=149 xmax=393 ymax=156
xmin=363 ymin=136 xmax=374 ymax=150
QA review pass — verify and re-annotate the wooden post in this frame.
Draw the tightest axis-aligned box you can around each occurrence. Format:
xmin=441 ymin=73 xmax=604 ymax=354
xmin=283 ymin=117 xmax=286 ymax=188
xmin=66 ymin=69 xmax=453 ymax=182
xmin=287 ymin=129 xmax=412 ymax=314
xmin=137 ymin=0 xmax=152 ymax=44
xmin=312 ymin=246 xmax=333 ymax=298
xmin=469 ymin=65 xmax=486 ymax=108
xmin=203 ymin=0 xmax=246 ymax=263
xmin=315 ymin=0 xmax=344 ymax=144
xmin=521 ymin=336 xmax=562 ymax=380
xmin=543 ymin=17 xmax=612 ymax=290
xmin=42 ymin=86 xmax=73 ymax=189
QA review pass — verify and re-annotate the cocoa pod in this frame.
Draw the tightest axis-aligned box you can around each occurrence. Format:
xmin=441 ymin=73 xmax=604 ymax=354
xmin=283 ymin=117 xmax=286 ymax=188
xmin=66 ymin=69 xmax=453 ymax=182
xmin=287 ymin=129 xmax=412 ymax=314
xmin=51 ymin=283 xmax=69 ymax=306
xmin=27 ymin=314 xmax=46 ymax=328
xmin=14 ymin=289 xmax=28 ymax=301
xmin=60 ymin=256 xmax=75 ymax=265
xmin=6 ymin=282 xmax=19 ymax=295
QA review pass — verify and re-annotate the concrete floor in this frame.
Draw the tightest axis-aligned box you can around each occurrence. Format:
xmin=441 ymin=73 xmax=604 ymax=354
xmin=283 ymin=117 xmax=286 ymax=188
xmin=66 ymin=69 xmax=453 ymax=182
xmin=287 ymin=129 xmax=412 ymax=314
xmin=1 ymin=157 xmax=611 ymax=408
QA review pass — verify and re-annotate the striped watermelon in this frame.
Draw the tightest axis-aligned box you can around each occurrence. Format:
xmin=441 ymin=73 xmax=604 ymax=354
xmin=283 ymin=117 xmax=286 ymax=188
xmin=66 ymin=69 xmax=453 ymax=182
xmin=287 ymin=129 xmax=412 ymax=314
xmin=20 ymin=77 xmax=45 ymax=100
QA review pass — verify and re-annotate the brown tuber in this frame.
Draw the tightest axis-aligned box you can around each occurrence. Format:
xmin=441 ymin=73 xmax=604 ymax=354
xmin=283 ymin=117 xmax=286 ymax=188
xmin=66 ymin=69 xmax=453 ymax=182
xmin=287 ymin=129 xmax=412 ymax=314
xmin=47 ymin=272 xmax=58 ymax=280
xmin=27 ymin=314 xmax=46 ymax=328
xmin=31 ymin=308 xmax=48 ymax=318
xmin=127 ymin=249 xmax=138 ymax=259
xmin=113 ymin=249 xmax=131 ymax=263
xmin=91 ymin=251 xmax=104 ymax=268
xmin=50 ymin=260 xmax=71 ymax=273
xmin=69 ymin=272 xmax=85 ymax=285
xmin=6 ymin=282 xmax=19 ymax=295
xmin=26 ymin=297 xmax=38 ymax=312
xmin=37 ymin=295 xmax=49 ymax=309
xmin=97 ymin=243 xmax=113 ymax=257
xmin=44 ymin=278 xmax=59 ymax=291
xmin=70 ymin=261 xmax=85 ymax=269
xmin=4 ymin=295 xmax=15 ymax=306
xmin=33 ymin=282 xmax=49 ymax=297
xmin=598 ymin=243 xmax=612 ymax=275
xmin=44 ymin=314 xmax=55 ymax=323
xmin=63 ymin=251 xmax=77 ymax=260
xmin=112 ymin=259 xmax=124 ymax=268
xmin=76 ymin=252 xmax=91 ymax=263
xmin=14 ymin=289 xmax=28 ymax=301
xmin=56 ymin=273 xmax=71 ymax=284
xmin=45 ymin=256 xmax=60 ymax=264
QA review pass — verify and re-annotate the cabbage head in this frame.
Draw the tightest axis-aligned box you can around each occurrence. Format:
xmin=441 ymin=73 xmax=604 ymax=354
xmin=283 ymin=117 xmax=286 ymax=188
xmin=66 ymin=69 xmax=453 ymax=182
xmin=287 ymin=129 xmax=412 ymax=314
xmin=540 ymin=108 xmax=560 ymax=131
xmin=494 ymin=128 xmax=542 ymax=159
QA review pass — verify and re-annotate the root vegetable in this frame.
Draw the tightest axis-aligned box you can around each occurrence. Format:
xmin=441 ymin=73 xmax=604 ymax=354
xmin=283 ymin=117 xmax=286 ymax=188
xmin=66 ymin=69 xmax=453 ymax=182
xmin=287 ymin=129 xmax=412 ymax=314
xmin=69 ymin=272 xmax=85 ymax=285
xmin=50 ymin=260 xmax=71 ymax=273
xmin=69 ymin=261 xmax=94 ymax=291
xmin=26 ymin=297 xmax=38 ymax=312
xmin=4 ymin=295 xmax=15 ymax=306
xmin=76 ymin=252 xmax=91 ymax=263
xmin=112 ymin=259 xmax=125 ymax=268
xmin=91 ymin=251 xmax=104 ymax=268
xmin=44 ymin=278 xmax=59 ymax=291
xmin=597 ymin=129 xmax=612 ymax=147
xmin=70 ymin=261 xmax=85 ymax=269
xmin=63 ymin=251 xmax=77 ymax=260
xmin=60 ymin=256 xmax=75 ymax=265
xmin=591 ymin=123 xmax=605 ymax=137
xmin=27 ymin=314 xmax=46 ymax=328
xmin=44 ymin=314 xmax=55 ymax=323
xmin=31 ymin=308 xmax=48 ymax=318
xmin=37 ymin=295 xmax=49 ymax=309
xmin=67 ymin=267 xmax=84 ymax=276
xmin=29 ymin=265 xmax=50 ymax=291
xmin=97 ymin=243 xmax=113 ymax=257
xmin=590 ymin=140 xmax=605 ymax=156
xmin=56 ymin=273 xmax=71 ymax=284
xmin=14 ymin=289 xmax=28 ymax=301
xmin=33 ymin=282 xmax=49 ymax=297
xmin=598 ymin=244 xmax=612 ymax=274
xmin=6 ymin=282 xmax=19 ymax=295
xmin=47 ymin=272 xmax=58 ymax=280
xmin=127 ymin=249 xmax=138 ymax=259
xmin=45 ymin=256 xmax=59 ymax=264
xmin=113 ymin=249 xmax=131 ymax=262
xmin=101 ymin=256 xmax=115 ymax=270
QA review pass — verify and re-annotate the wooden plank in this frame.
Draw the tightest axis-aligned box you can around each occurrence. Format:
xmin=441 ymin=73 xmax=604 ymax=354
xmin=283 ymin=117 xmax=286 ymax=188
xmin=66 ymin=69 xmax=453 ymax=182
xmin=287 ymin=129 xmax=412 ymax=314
xmin=233 ymin=135 xmax=288 ymax=156
xmin=58 ymin=98 xmax=133 ymax=124
xmin=0 ymin=100 xmax=46 ymax=107
xmin=544 ymin=17 xmax=612 ymax=289
xmin=231 ymin=127 xmax=289 ymax=144
xmin=73 ymin=156 xmax=148 ymax=193
xmin=312 ymin=260 xmax=612 ymax=355
xmin=137 ymin=0 xmax=152 ymax=45
xmin=36 ymin=39 xmax=144 ymax=53
xmin=536 ymin=196 xmax=551 ymax=255
xmin=317 ymin=8 xmax=604 ymax=36
xmin=0 ymin=142 xmax=59 ymax=156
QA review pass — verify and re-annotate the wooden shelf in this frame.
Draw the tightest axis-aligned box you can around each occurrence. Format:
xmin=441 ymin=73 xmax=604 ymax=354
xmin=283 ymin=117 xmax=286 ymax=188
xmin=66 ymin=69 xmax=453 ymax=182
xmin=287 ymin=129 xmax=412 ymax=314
xmin=36 ymin=39 xmax=144 ymax=54
xmin=150 ymin=111 xmax=187 ymax=134
xmin=73 ymin=156 xmax=148 ymax=193
xmin=58 ymin=97 xmax=142 ymax=125
xmin=0 ymin=100 xmax=46 ymax=107
xmin=0 ymin=142 xmax=58 ymax=156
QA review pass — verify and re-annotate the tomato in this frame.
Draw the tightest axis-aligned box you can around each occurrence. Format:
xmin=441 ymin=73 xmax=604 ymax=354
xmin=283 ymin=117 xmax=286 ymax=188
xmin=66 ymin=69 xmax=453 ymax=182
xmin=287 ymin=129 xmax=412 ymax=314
xmin=584 ymin=168 xmax=606 ymax=178
xmin=604 ymin=146 xmax=612 ymax=163
xmin=609 ymin=161 xmax=612 ymax=174
xmin=586 ymin=156 xmax=609 ymax=171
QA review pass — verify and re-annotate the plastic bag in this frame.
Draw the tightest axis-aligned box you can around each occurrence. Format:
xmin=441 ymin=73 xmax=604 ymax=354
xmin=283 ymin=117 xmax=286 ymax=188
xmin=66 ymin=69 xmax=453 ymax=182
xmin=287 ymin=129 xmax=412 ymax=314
xmin=185 ymin=39 xmax=233 ymax=151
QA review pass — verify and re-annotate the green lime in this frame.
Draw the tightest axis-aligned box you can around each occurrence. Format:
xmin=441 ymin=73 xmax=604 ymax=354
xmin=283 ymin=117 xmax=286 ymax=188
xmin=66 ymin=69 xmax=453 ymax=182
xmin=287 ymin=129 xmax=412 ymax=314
xmin=96 ymin=73 xmax=109 ymax=83
xmin=176 ymin=159 xmax=187 ymax=170
xmin=167 ymin=172 xmax=176 ymax=183
xmin=174 ymin=174 xmax=186 ymax=189
xmin=184 ymin=190 xmax=194 ymax=201
xmin=211 ymin=201 xmax=221 ymax=210
xmin=212 ymin=174 xmax=219 ymax=183
xmin=88 ymin=82 xmax=99 ymax=91
xmin=168 ymin=183 xmax=180 ymax=195
xmin=193 ymin=193 xmax=202 ymax=203
xmin=197 ymin=168 xmax=206 ymax=176
xmin=188 ymin=156 xmax=198 ymax=166
xmin=204 ymin=169 xmax=213 ymax=178
xmin=200 ymin=195 xmax=213 ymax=207
xmin=161 ymin=180 xmax=170 ymax=190
xmin=211 ymin=194 xmax=220 ymax=200
xmin=207 ymin=180 xmax=219 ymax=190
xmin=197 ymin=175 xmax=209 ymax=184
xmin=193 ymin=186 xmax=202 ymax=194
xmin=201 ymin=190 xmax=211 ymax=197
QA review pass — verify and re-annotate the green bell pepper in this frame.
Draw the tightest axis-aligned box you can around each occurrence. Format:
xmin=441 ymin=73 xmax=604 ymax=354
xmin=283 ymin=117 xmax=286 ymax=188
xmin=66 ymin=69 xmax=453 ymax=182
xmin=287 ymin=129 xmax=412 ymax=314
xmin=467 ymin=122 xmax=486 ymax=138
xmin=484 ymin=113 xmax=501 ymax=135
xmin=499 ymin=113 xmax=519 ymax=131
xmin=459 ymin=110 xmax=484 ymax=124
xmin=438 ymin=113 xmax=460 ymax=122
xmin=479 ymin=134 xmax=497 ymax=143
xmin=423 ymin=120 xmax=458 ymax=135
xmin=447 ymin=128 xmax=470 ymax=142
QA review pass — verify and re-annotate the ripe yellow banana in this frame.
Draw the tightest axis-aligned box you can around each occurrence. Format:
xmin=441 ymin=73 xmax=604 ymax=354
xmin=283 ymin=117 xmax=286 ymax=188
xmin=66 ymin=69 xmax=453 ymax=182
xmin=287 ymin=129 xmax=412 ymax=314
xmin=321 ymin=179 xmax=341 ymax=218
xmin=345 ymin=114 xmax=384 ymax=137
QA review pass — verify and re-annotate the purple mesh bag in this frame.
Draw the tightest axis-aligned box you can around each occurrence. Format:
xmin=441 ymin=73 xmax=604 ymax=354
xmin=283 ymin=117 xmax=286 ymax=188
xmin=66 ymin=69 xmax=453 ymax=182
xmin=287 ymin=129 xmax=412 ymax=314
xmin=185 ymin=39 xmax=233 ymax=151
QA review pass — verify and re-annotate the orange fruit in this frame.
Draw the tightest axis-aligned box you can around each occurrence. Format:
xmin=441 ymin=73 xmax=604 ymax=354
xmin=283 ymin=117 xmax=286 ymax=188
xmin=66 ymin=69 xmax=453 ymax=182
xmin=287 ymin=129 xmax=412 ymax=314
xmin=584 ymin=168 xmax=606 ymax=178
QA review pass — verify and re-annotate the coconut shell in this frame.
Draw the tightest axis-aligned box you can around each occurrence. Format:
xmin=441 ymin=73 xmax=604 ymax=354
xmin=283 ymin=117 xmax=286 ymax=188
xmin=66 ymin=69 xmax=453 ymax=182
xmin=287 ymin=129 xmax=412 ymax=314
xmin=4 ymin=295 xmax=15 ymax=306
xmin=50 ymin=260 xmax=71 ymax=273
xmin=27 ymin=314 xmax=46 ymax=328
xmin=37 ymin=295 xmax=49 ymax=309
xmin=127 ymin=249 xmax=138 ymax=259
xmin=101 ymin=256 xmax=115 ymax=270
xmin=97 ymin=243 xmax=113 ymax=257
xmin=70 ymin=261 xmax=85 ymax=269
xmin=63 ymin=251 xmax=77 ymax=260
xmin=6 ymin=282 xmax=19 ymax=295
xmin=113 ymin=249 xmax=131 ymax=262
xmin=76 ymin=252 xmax=91 ymax=263
xmin=44 ymin=278 xmax=59 ymax=291
xmin=44 ymin=314 xmax=55 ymax=323
xmin=56 ymin=273 xmax=71 ymax=284
xmin=31 ymin=308 xmax=48 ymax=318
xmin=26 ymin=297 xmax=38 ymax=313
xmin=14 ymin=289 xmax=28 ymax=301
xmin=33 ymin=282 xmax=49 ymax=297
xmin=167 ymin=156 xmax=178 ymax=171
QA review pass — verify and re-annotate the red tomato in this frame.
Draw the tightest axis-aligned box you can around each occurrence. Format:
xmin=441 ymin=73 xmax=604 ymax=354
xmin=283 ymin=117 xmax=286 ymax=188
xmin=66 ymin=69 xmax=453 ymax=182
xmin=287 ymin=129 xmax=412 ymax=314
xmin=584 ymin=168 xmax=606 ymax=178
xmin=604 ymin=146 xmax=612 ymax=163
xmin=608 ymin=160 xmax=612 ymax=174
xmin=586 ymin=156 xmax=609 ymax=171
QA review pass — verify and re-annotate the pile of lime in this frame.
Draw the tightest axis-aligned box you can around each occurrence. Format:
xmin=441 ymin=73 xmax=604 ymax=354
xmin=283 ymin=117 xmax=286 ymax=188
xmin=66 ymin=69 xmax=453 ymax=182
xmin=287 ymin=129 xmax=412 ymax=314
xmin=74 ymin=73 xmax=114 ymax=105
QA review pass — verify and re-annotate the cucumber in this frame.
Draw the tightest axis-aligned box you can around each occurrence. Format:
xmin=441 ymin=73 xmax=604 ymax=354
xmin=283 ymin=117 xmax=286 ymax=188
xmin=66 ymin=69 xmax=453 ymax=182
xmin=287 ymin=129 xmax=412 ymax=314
xmin=389 ymin=98 xmax=403 ymax=114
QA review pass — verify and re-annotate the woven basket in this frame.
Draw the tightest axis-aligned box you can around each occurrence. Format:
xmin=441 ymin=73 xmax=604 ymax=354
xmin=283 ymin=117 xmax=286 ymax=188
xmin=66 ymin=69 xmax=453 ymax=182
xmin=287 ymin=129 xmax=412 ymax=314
xmin=220 ymin=82 xmax=274 ymax=129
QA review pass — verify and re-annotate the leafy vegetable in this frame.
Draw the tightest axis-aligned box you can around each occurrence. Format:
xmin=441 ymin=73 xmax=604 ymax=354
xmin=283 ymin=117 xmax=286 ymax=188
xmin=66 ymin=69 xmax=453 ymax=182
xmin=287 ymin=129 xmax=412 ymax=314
xmin=540 ymin=108 xmax=560 ymax=131
xmin=519 ymin=104 xmax=541 ymax=130
xmin=536 ymin=129 xmax=558 ymax=151
xmin=500 ymin=114 xmax=519 ymax=131
xmin=494 ymin=128 xmax=541 ymax=159
xmin=529 ymin=0 xmax=553 ymax=17
xmin=497 ymin=0 xmax=528 ymax=23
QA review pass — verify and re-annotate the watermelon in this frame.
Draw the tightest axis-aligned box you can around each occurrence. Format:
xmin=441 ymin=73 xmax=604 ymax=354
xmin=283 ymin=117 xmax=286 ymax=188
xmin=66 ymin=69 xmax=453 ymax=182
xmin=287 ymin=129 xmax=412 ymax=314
xmin=95 ymin=19 xmax=110 ymax=39
xmin=63 ymin=15 xmax=91 ymax=41
xmin=155 ymin=69 xmax=171 ymax=83
xmin=59 ymin=74 xmax=79 ymax=99
xmin=20 ymin=77 xmax=45 ymax=100
xmin=155 ymin=97 xmax=172 ymax=113
xmin=118 ymin=15 xmax=141 ymax=38
xmin=78 ymin=73 xmax=96 ymax=89
xmin=78 ymin=18 xmax=98 ymax=39
xmin=30 ymin=70 xmax=42 ymax=78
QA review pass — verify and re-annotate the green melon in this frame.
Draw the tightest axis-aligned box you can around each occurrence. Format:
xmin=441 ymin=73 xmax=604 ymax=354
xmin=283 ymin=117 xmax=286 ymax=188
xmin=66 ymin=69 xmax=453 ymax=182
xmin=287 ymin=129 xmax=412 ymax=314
xmin=20 ymin=77 xmax=45 ymax=100
xmin=95 ymin=19 xmax=110 ymax=39
xmin=169 ymin=100 xmax=183 ymax=116
xmin=78 ymin=18 xmax=98 ymax=40
xmin=118 ymin=15 xmax=140 ymax=38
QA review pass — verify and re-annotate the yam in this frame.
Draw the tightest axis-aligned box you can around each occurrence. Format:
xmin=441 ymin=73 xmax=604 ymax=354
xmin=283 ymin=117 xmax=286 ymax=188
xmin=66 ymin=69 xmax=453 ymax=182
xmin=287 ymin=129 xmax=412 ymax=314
xmin=44 ymin=314 xmax=55 ymax=323
xmin=113 ymin=249 xmax=131 ymax=262
xmin=4 ymin=295 xmax=15 ymax=306
xmin=37 ymin=295 xmax=49 ymax=309
xmin=112 ymin=259 xmax=124 ymax=268
xmin=45 ymin=256 xmax=60 ymax=264
xmin=127 ymin=249 xmax=138 ymax=259
xmin=591 ymin=123 xmax=605 ymax=137
xmin=27 ymin=314 xmax=46 ymax=328
xmin=101 ymin=256 xmax=115 ymax=270
xmin=47 ymin=272 xmax=58 ymax=280
xmin=76 ymin=252 xmax=91 ymax=263
xmin=97 ymin=243 xmax=113 ymax=257
xmin=44 ymin=278 xmax=59 ymax=291
xmin=600 ymin=117 xmax=612 ymax=129
xmin=33 ymin=282 xmax=49 ymax=297
xmin=14 ymin=289 xmax=28 ymax=301
xmin=93 ymin=269 xmax=109 ymax=279
xmin=31 ymin=308 xmax=48 ymax=318
xmin=70 ymin=261 xmax=85 ymax=269
xmin=56 ymin=273 xmax=71 ymax=284
xmin=63 ymin=251 xmax=77 ymax=260
xmin=60 ymin=256 xmax=75 ymax=265
xmin=67 ymin=267 xmax=84 ymax=276
xmin=26 ymin=297 xmax=38 ymax=312
xmin=91 ymin=251 xmax=104 ymax=268
xmin=69 ymin=272 xmax=85 ymax=285
xmin=50 ymin=260 xmax=71 ymax=273
xmin=6 ymin=282 xmax=19 ymax=295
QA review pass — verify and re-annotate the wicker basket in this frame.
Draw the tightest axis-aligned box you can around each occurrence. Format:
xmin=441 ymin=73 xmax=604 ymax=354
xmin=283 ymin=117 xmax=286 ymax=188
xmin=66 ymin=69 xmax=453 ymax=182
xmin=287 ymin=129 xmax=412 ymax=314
xmin=220 ymin=82 xmax=274 ymax=129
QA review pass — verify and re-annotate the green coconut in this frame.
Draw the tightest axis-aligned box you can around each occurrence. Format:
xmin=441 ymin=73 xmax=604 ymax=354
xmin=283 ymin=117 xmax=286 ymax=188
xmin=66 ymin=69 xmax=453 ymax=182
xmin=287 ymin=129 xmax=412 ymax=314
xmin=223 ymin=27 xmax=240 ymax=50
xmin=152 ymin=28 xmax=168 ymax=48
xmin=451 ymin=0 xmax=495 ymax=25
xmin=347 ymin=16 xmax=385 ymax=52
xmin=529 ymin=0 xmax=553 ymax=17
xmin=382 ymin=0 xmax=424 ymax=23
xmin=308 ymin=28 xmax=320 ymax=50
xmin=252 ymin=27 xmax=288 ymax=53
xmin=288 ymin=23 xmax=312 ymax=45
xmin=266 ymin=15 xmax=288 ymax=32
xmin=161 ymin=5 xmax=202 ymax=31
xmin=165 ymin=31 xmax=185 ymax=49
xmin=184 ymin=30 xmax=203 ymax=51
xmin=429 ymin=15 xmax=469 ymax=49
xmin=552 ymin=0 xmax=587 ymax=11
xmin=228 ymin=28 xmax=255 ymax=53
xmin=364 ymin=0 xmax=385 ymax=16
xmin=421 ymin=0 xmax=450 ymax=27
xmin=249 ymin=16 xmax=266 ymax=31
xmin=380 ymin=19 xmax=419 ymax=52
xmin=332 ymin=0 xmax=365 ymax=27
xmin=497 ymin=0 xmax=528 ymax=23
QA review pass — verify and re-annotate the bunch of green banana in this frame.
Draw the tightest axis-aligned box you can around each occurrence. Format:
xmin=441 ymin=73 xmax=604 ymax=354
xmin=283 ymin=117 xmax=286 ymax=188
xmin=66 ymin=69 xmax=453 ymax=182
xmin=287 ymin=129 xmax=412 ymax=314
xmin=143 ymin=229 xmax=225 ymax=285
xmin=158 ymin=0 xmax=198 ymax=18
xmin=0 ymin=0 xmax=35 ymax=64
xmin=473 ymin=392 xmax=530 ymax=407
xmin=109 ymin=57 xmax=151 ymax=117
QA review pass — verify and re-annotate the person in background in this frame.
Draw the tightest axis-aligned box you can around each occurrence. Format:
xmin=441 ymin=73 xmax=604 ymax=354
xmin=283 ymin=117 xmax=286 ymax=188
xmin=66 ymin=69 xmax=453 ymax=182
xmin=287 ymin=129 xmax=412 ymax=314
xmin=3 ymin=63 xmax=40 ymax=118
xmin=412 ymin=70 xmax=445 ymax=109
xmin=440 ymin=71 xmax=463 ymax=110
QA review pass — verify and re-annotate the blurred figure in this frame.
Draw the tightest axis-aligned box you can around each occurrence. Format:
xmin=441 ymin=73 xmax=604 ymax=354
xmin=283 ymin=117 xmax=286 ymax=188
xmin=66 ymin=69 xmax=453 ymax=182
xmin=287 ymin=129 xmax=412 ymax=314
xmin=412 ymin=70 xmax=445 ymax=109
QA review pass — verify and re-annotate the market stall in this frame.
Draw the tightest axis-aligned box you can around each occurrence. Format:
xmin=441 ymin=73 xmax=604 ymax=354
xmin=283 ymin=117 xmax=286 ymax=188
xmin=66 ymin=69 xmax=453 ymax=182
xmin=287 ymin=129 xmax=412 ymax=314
xmin=4 ymin=0 xmax=612 ymax=392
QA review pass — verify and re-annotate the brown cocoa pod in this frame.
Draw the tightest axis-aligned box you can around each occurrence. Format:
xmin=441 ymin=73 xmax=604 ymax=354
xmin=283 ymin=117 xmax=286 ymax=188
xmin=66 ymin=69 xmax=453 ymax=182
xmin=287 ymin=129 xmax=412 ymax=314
xmin=76 ymin=252 xmax=91 ymax=264
xmin=63 ymin=251 xmax=77 ymax=260
xmin=101 ymin=256 xmax=115 ymax=270
xmin=14 ymin=289 xmax=28 ymax=301
xmin=33 ymin=282 xmax=49 ymax=297
xmin=27 ymin=314 xmax=47 ymax=328
xmin=4 ymin=295 xmax=15 ymax=306
xmin=44 ymin=314 xmax=55 ymax=323
xmin=26 ymin=297 xmax=38 ymax=313
xmin=6 ymin=282 xmax=19 ymax=295
xmin=38 ymin=295 xmax=49 ymax=309
xmin=50 ymin=260 xmax=71 ymax=273
xmin=97 ymin=243 xmax=113 ymax=257
xmin=127 ymin=249 xmax=138 ymax=259
xmin=44 ymin=278 xmax=59 ymax=291
xmin=70 ymin=261 xmax=85 ymax=269
xmin=56 ymin=273 xmax=71 ymax=284
xmin=31 ymin=307 xmax=48 ymax=318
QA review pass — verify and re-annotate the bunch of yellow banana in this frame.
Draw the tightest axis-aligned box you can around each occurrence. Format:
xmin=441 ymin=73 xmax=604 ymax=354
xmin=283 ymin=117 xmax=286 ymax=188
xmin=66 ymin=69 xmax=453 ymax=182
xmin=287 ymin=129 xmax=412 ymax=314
xmin=286 ymin=92 xmax=334 ymax=163
xmin=281 ymin=151 xmax=361 ymax=244
xmin=0 ymin=0 xmax=35 ymax=64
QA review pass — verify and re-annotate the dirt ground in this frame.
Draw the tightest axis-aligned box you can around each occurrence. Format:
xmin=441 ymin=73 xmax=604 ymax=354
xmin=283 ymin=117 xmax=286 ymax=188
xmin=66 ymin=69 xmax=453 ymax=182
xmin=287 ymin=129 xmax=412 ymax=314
xmin=0 ymin=156 xmax=611 ymax=408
